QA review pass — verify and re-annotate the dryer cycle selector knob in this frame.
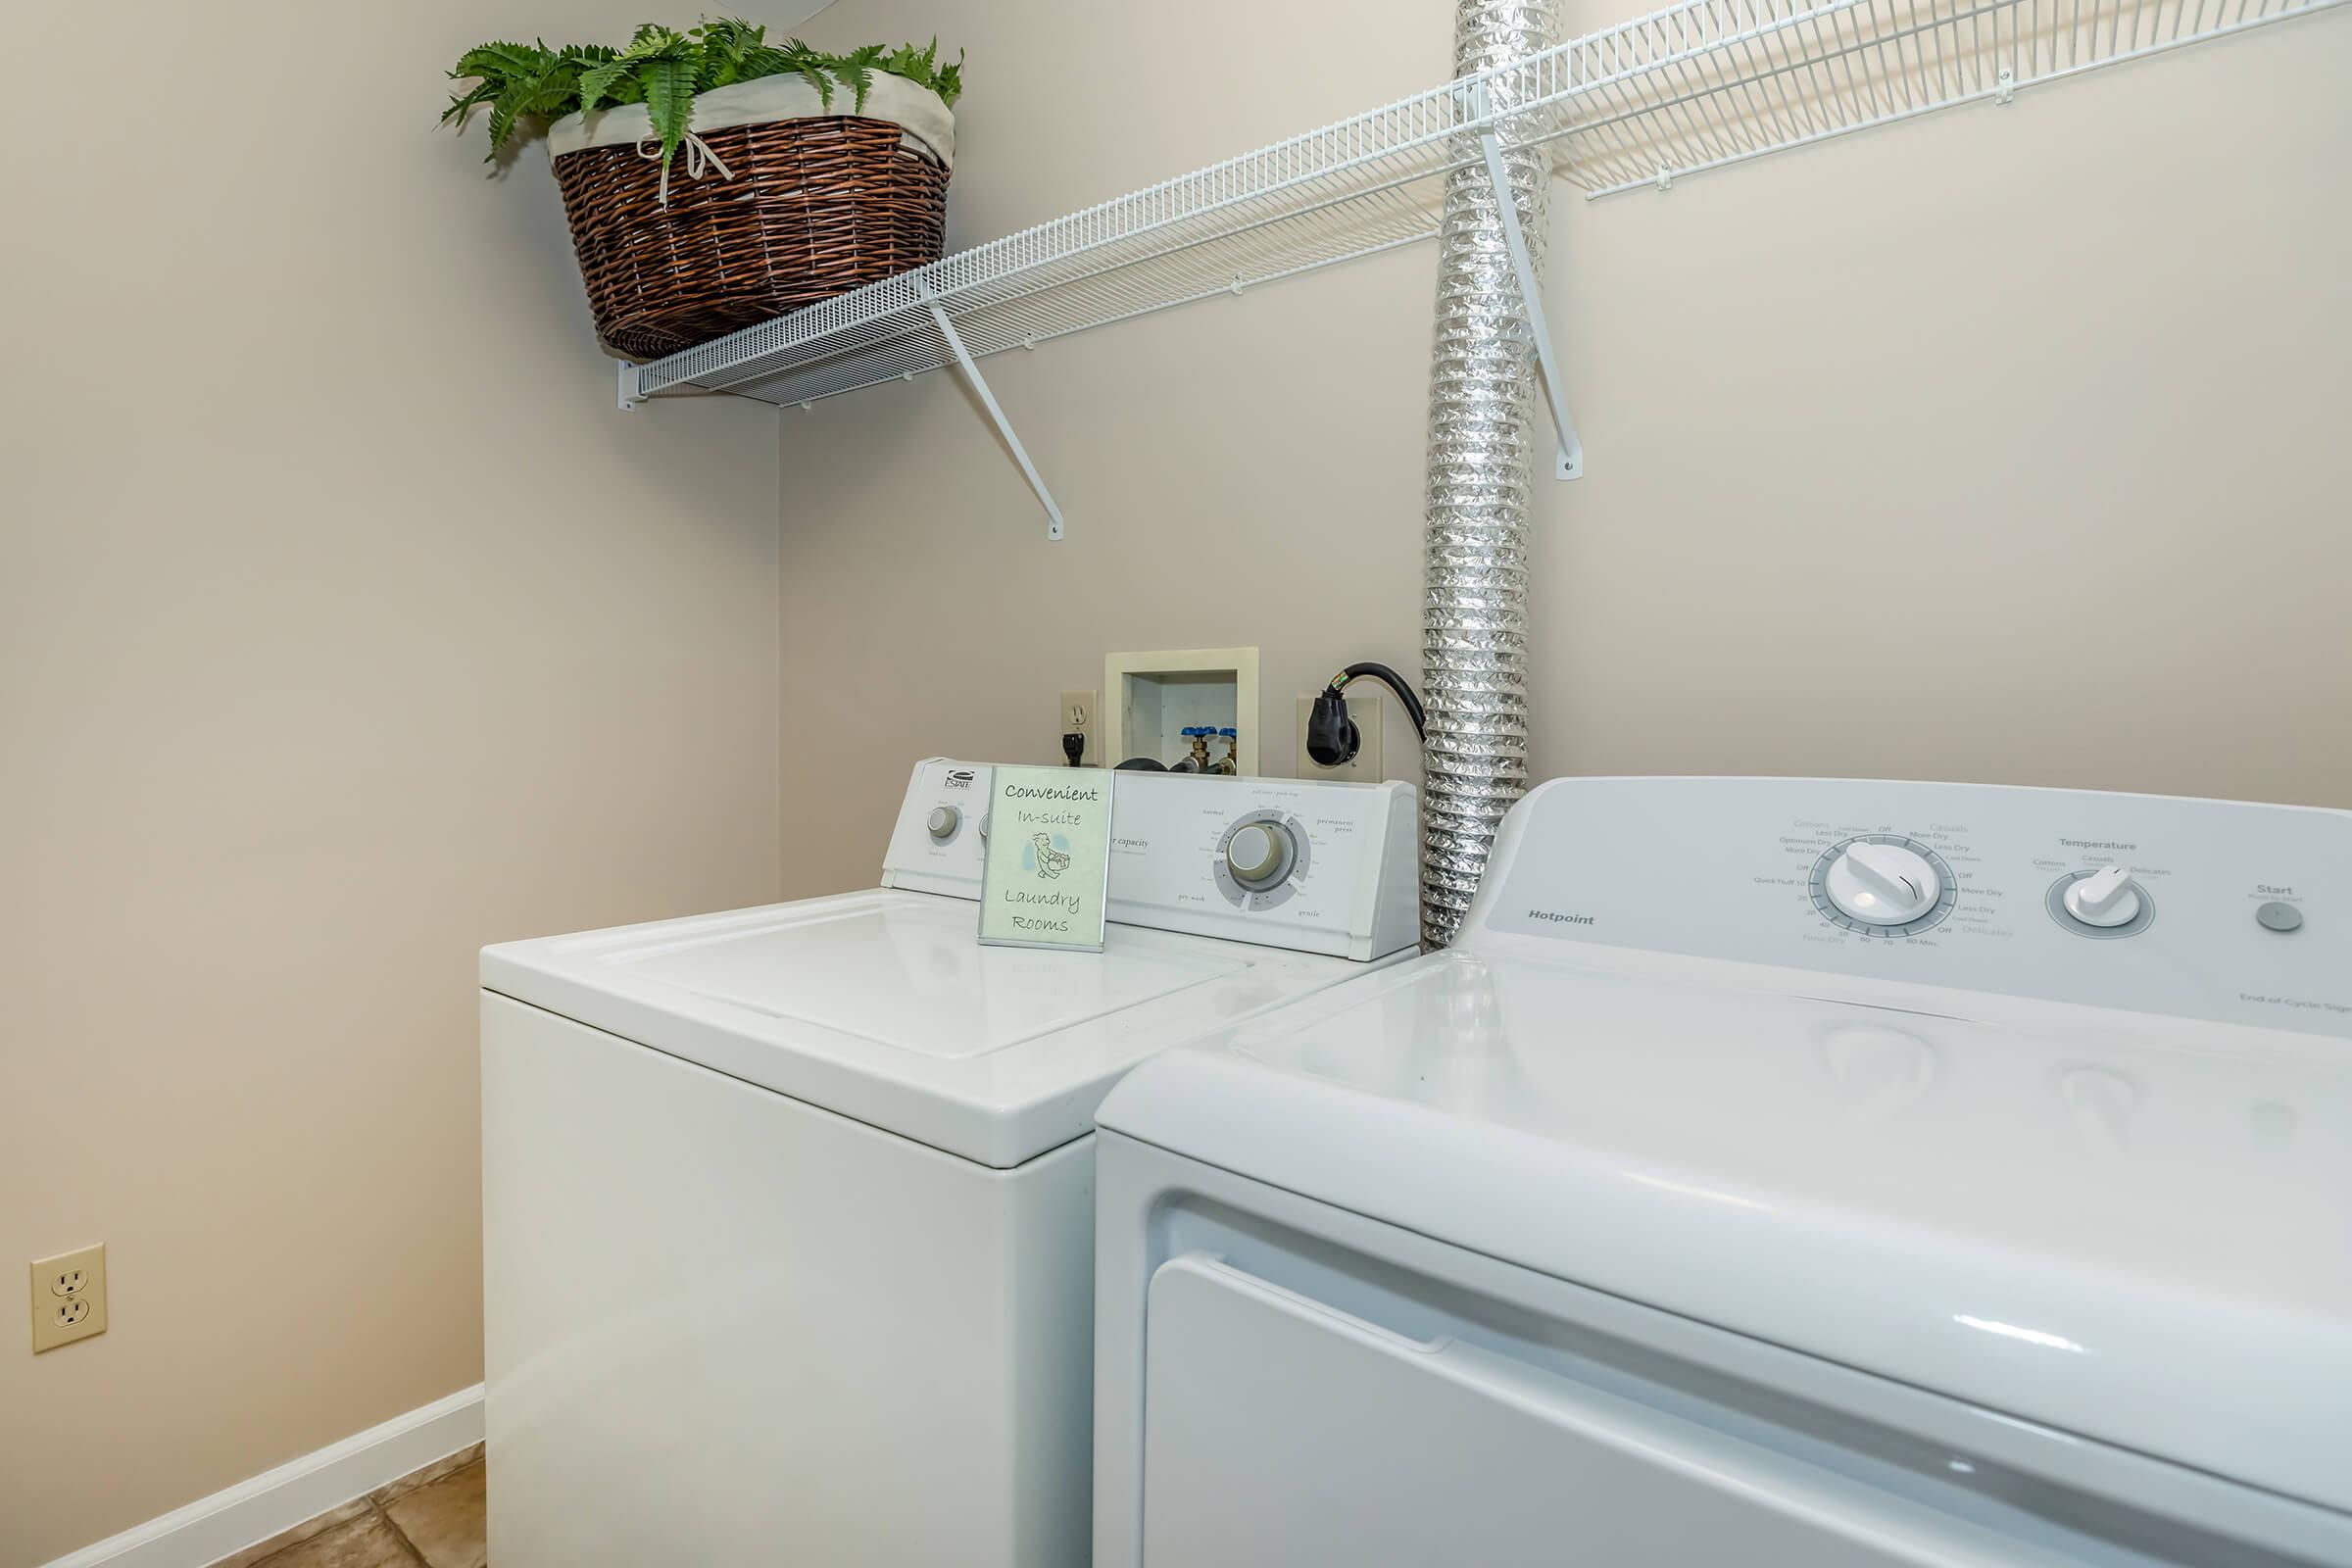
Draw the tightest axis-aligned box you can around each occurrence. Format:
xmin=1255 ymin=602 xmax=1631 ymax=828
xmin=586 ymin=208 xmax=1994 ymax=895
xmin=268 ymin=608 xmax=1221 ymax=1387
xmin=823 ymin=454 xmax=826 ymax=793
xmin=1225 ymin=821 xmax=1298 ymax=890
xmin=1825 ymin=841 xmax=1942 ymax=925
xmin=926 ymin=806 xmax=959 ymax=840
xmin=2063 ymin=864 xmax=2142 ymax=928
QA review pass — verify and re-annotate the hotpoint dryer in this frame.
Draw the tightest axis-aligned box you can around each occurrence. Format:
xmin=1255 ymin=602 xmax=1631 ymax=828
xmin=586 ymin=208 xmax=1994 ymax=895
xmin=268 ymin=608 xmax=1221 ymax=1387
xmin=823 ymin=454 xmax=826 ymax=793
xmin=479 ymin=758 xmax=1415 ymax=1568
xmin=1096 ymin=777 xmax=2352 ymax=1567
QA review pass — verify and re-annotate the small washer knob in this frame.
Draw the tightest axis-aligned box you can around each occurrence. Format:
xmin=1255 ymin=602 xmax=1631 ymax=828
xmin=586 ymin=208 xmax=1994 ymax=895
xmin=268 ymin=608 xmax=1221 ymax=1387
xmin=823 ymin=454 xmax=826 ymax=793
xmin=927 ymin=806 xmax=959 ymax=840
xmin=2064 ymin=865 xmax=2142 ymax=928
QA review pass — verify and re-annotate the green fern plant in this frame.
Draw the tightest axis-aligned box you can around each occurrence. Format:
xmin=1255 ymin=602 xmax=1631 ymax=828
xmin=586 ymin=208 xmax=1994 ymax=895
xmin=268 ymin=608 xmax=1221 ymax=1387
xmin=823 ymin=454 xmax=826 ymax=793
xmin=442 ymin=19 xmax=963 ymax=177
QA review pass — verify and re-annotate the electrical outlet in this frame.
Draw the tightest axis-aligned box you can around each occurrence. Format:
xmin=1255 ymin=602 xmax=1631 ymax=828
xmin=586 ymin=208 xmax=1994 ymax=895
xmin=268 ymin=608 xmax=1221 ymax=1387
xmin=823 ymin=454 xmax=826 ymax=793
xmin=1297 ymin=695 xmax=1383 ymax=782
xmin=1059 ymin=689 xmax=1099 ymax=765
xmin=30 ymin=1245 xmax=106 ymax=1353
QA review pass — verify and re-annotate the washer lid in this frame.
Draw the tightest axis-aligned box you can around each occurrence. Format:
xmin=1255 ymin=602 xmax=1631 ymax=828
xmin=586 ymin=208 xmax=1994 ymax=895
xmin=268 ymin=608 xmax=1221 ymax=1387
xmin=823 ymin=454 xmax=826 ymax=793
xmin=482 ymin=889 xmax=1366 ymax=1167
xmin=1097 ymin=948 xmax=2352 ymax=1514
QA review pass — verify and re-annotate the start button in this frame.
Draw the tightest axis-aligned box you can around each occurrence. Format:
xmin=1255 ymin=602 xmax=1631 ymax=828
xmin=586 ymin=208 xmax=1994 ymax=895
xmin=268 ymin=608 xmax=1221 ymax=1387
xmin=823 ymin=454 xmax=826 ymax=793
xmin=2256 ymin=901 xmax=2304 ymax=933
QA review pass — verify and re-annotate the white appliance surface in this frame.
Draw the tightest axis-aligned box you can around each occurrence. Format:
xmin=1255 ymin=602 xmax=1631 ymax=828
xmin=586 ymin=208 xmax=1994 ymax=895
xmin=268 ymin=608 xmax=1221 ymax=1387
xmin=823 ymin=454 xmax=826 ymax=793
xmin=1096 ymin=778 xmax=2352 ymax=1564
xmin=484 ymin=759 xmax=1418 ymax=1166
xmin=485 ymin=759 xmax=1417 ymax=1568
xmin=485 ymin=994 xmax=1101 ymax=1568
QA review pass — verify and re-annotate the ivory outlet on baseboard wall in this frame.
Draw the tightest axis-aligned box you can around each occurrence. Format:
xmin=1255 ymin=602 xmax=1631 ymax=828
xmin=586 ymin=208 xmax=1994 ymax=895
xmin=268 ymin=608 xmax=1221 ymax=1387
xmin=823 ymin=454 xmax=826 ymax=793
xmin=31 ymin=1244 xmax=107 ymax=1352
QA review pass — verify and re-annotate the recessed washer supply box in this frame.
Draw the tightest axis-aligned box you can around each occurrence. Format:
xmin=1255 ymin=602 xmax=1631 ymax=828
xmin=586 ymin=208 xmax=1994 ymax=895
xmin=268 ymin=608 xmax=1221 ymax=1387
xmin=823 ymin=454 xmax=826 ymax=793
xmin=1102 ymin=648 xmax=1258 ymax=773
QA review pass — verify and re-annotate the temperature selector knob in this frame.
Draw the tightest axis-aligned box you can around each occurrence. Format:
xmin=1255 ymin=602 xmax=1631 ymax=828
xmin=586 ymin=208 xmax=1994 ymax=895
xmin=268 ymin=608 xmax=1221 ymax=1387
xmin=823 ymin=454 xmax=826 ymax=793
xmin=1225 ymin=821 xmax=1298 ymax=891
xmin=1825 ymin=841 xmax=1942 ymax=925
xmin=2063 ymin=865 xmax=2142 ymax=928
xmin=926 ymin=806 xmax=959 ymax=840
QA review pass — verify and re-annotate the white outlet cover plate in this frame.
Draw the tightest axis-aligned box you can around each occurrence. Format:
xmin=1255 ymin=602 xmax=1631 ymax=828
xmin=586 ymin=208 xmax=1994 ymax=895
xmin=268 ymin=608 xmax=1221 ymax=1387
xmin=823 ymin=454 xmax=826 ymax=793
xmin=1060 ymin=689 xmax=1100 ymax=765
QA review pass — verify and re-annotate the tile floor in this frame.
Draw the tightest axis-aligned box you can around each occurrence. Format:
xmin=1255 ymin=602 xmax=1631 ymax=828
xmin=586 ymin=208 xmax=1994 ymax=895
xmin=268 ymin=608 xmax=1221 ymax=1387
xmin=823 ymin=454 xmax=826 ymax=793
xmin=205 ymin=1445 xmax=487 ymax=1568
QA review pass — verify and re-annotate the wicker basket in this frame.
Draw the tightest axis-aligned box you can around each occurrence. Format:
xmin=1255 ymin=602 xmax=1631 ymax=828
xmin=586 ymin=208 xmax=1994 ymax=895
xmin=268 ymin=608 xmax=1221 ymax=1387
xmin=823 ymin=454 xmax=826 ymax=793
xmin=553 ymin=115 xmax=950 ymax=361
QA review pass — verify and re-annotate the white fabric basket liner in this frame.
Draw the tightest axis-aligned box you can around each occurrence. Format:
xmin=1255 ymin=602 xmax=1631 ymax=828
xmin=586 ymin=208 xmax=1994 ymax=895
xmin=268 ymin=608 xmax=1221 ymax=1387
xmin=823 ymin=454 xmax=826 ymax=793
xmin=548 ymin=72 xmax=955 ymax=169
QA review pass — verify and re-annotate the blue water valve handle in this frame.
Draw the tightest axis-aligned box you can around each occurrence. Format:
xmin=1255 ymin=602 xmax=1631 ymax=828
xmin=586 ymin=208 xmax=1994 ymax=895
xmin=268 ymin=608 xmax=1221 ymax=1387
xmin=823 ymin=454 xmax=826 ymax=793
xmin=1217 ymin=727 xmax=1237 ymax=738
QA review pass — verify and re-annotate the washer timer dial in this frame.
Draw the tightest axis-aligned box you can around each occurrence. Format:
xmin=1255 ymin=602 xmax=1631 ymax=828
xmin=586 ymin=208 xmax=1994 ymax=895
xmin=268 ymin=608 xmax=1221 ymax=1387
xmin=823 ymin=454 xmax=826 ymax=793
xmin=1226 ymin=822 xmax=1298 ymax=889
xmin=1214 ymin=810 xmax=1310 ymax=908
xmin=1810 ymin=836 xmax=1958 ymax=936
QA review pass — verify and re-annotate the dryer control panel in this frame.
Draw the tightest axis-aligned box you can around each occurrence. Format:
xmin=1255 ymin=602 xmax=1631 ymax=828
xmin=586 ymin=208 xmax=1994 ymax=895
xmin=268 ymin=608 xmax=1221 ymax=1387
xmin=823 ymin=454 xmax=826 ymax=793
xmin=1473 ymin=777 xmax=2350 ymax=1036
xmin=880 ymin=760 xmax=1420 ymax=961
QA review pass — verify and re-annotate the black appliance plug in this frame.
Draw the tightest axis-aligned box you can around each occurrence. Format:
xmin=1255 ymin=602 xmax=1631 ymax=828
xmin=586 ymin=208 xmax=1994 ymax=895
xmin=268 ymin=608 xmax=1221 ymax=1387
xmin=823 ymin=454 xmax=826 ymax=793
xmin=1305 ymin=686 xmax=1361 ymax=768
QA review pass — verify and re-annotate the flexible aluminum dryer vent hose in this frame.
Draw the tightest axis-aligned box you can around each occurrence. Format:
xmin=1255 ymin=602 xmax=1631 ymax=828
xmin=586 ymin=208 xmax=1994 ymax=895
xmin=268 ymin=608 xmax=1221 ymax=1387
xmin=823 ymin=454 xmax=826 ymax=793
xmin=1422 ymin=0 xmax=1558 ymax=947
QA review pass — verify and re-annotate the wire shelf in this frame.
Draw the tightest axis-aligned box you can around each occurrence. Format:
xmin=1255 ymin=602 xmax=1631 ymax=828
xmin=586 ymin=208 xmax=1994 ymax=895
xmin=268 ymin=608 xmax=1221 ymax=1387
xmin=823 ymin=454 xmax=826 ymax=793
xmin=630 ymin=0 xmax=2341 ymax=407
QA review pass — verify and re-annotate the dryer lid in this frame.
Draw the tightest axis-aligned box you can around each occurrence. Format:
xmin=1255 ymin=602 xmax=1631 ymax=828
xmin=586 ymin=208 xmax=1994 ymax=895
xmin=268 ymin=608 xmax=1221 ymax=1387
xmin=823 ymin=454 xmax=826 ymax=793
xmin=1097 ymin=947 xmax=2352 ymax=1514
xmin=483 ymin=889 xmax=1366 ymax=1167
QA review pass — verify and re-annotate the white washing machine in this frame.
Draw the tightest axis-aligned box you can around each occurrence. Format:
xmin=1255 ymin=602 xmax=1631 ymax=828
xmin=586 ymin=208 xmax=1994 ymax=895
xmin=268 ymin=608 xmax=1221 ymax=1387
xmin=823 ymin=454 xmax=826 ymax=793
xmin=481 ymin=758 xmax=1416 ymax=1568
xmin=1096 ymin=777 xmax=2352 ymax=1567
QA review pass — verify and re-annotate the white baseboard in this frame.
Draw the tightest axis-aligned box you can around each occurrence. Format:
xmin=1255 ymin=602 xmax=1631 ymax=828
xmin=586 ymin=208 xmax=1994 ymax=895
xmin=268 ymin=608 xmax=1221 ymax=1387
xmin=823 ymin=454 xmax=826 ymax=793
xmin=41 ymin=1385 xmax=484 ymax=1568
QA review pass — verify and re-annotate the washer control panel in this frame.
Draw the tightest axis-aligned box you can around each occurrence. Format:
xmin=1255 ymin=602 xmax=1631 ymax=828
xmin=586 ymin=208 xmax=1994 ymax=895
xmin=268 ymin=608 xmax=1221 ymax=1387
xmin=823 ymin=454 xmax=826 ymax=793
xmin=880 ymin=760 xmax=1419 ymax=960
xmin=1478 ymin=777 xmax=2350 ymax=1036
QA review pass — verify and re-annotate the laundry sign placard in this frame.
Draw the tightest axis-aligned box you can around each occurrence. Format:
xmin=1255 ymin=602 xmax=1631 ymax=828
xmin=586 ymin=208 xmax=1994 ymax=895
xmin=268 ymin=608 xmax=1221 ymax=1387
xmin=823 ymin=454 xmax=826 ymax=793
xmin=978 ymin=765 xmax=1113 ymax=952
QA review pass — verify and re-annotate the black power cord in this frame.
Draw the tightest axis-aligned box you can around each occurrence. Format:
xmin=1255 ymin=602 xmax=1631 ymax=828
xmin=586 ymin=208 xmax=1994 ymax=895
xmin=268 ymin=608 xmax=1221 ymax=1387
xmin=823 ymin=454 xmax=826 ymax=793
xmin=1306 ymin=662 xmax=1427 ymax=768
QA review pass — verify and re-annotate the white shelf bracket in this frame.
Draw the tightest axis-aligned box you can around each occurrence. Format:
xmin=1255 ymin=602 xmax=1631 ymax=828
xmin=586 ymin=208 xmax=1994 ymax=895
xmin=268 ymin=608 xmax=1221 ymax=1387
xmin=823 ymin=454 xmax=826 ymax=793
xmin=1472 ymin=86 xmax=1584 ymax=481
xmin=617 ymin=361 xmax=641 ymax=413
xmin=920 ymin=288 xmax=1066 ymax=541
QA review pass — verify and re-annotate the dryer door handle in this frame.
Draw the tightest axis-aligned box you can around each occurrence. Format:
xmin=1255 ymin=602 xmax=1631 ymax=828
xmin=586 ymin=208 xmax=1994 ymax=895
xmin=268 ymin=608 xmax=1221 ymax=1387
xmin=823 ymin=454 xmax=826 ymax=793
xmin=1141 ymin=1251 xmax=2042 ymax=1567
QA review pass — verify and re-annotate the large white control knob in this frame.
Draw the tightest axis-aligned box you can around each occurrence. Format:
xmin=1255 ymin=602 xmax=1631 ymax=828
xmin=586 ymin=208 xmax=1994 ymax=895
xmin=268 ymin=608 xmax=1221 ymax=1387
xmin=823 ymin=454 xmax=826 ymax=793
xmin=1226 ymin=821 xmax=1298 ymax=891
xmin=926 ymin=806 xmax=959 ymax=840
xmin=2063 ymin=864 xmax=2143 ymax=928
xmin=1825 ymin=841 xmax=1941 ymax=925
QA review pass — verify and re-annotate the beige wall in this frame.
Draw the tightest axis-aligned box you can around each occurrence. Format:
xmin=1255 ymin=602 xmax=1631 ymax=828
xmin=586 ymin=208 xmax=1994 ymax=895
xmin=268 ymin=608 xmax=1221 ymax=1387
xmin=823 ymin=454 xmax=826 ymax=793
xmin=0 ymin=0 xmax=2343 ymax=1558
xmin=0 ymin=6 xmax=780 ymax=1563
xmin=783 ymin=0 xmax=2351 ymax=900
